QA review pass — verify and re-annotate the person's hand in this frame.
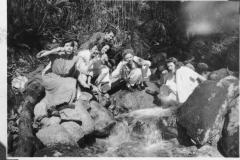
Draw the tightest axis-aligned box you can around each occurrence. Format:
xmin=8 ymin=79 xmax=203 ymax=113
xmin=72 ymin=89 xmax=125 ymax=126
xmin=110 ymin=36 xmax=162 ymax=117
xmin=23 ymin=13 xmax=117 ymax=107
xmin=56 ymin=47 xmax=65 ymax=55
xmin=36 ymin=50 xmax=46 ymax=58
xmin=91 ymin=56 xmax=98 ymax=63
xmin=142 ymin=64 xmax=149 ymax=69
xmin=101 ymin=54 xmax=108 ymax=62
xmin=162 ymin=70 xmax=168 ymax=74
xmin=56 ymin=47 xmax=64 ymax=52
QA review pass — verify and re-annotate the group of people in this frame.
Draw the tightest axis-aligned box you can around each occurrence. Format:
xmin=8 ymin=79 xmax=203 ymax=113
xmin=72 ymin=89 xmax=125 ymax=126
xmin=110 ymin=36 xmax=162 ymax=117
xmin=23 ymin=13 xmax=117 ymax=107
xmin=36 ymin=28 xmax=151 ymax=111
xmin=35 ymin=28 xmax=206 ymax=114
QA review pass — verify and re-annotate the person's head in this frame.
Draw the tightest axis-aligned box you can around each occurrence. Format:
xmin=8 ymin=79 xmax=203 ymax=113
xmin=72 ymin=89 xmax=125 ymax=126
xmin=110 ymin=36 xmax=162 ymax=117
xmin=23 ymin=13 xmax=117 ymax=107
xmin=73 ymin=41 xmax=79 ymax=53
xmin=165 ymin=57 xmax=180 ymax=73
xmin=98 ymin=42 xmax=111 ymax=54
xmin=61 ymin=34 xmax=78 ymax=54
xmin=122 ymin=49 xmax=134 ymax=64
xmin=104 ymin=28 xmax=116 ymax=41
xmin=89 ymin=41 xmax=99 ymax=57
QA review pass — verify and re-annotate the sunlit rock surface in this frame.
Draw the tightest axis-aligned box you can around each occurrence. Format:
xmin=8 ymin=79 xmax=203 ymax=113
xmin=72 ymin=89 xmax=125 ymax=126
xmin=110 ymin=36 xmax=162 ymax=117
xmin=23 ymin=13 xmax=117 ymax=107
xmin=61 ymin=122 xmax=85 ymax=143
xmin=220 ymin=87 xmax=239 ymax=157
xmin=36 ymin=124 xmax=78 ymax=147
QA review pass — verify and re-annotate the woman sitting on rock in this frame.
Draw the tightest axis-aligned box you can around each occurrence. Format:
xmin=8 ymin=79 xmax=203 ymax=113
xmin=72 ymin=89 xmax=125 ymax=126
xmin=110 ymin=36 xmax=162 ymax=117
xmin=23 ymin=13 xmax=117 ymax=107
xmin=146 ymin=57 xmax=206 ymax=108
xmin=36 ymin=34 xmax=81 ymax=112
xmin=111 ymin=49 xmax=151 ymax=92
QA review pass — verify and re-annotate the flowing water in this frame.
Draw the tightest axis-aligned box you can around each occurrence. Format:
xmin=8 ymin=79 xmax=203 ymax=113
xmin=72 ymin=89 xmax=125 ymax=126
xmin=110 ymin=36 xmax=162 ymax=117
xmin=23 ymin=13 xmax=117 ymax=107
xmin=94 ymin=107 xmax=185 ymax=157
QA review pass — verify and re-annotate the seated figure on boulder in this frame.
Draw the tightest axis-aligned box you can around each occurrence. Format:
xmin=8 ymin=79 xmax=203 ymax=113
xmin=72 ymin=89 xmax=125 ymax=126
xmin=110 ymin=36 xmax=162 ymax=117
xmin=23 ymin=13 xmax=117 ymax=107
xmin=35 ymin=34 xmax=81 ymax=115
xmin=146 ymin=57 xmax=206 ymax=108
xmin=87 ymin=42 xmax=112 ymax=93
xmin=77 ymin=41 xmax=111 ymax=94
xmin=111 ymin=49 xmax=151 ymax=92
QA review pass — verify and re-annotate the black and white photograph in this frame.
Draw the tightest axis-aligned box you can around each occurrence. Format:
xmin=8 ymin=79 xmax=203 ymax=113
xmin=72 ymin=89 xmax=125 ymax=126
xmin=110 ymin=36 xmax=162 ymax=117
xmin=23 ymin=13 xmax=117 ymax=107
xmin=3 ymin=0 xmax=239 ymax=159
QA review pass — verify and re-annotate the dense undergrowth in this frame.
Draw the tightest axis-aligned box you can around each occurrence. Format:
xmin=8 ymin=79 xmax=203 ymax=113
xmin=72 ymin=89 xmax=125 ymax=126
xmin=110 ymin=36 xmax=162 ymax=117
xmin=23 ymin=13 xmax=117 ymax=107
xmin=7 ymin=0 xmax=239 ymax=112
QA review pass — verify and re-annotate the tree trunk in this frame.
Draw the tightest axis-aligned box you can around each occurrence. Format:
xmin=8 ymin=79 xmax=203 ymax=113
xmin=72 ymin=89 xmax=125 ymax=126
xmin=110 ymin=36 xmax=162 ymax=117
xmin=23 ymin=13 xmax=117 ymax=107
xmin=14 ymin=66 xmax=45 ymax=157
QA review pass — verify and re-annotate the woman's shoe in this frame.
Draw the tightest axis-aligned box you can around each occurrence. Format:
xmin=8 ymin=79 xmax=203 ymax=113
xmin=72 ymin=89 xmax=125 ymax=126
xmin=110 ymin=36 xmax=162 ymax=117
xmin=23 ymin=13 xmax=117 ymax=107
xmin=136 ymin=84 xmax=143 ymax=91
xmin=127 ymin=85 xmax=135 ymax=92
xmin=145 ymin=89 xmax=158 ymax=96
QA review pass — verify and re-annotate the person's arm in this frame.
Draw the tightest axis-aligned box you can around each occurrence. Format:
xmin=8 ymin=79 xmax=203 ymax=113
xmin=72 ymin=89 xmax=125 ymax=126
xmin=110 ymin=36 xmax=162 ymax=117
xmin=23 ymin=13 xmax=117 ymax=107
xmin=133 ymin=56 xmax=151 ymax=67
xmin=111 ymin=61 xmax=123 ymax=78
xmin=183 ymin=66 xmax=206 ymax=83
xmin=42 ymin=62 xmax=52 ymax=76
xmin=197 ymin=74 xmax=207 ymax=82
xmin=36 ymin=47 xmax=64 ymax=58
xmin=86 ymin=58 xmax=96 ymax=71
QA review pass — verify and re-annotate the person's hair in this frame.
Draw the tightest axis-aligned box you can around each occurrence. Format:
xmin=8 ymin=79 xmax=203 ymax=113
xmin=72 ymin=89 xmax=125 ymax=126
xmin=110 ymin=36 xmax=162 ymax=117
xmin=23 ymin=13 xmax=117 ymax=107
xmin=60 ymin=34 xmax=78 ymax=47
xmin=104 ymin=27 xmax=117 ymax=35
xmin=88 ymin=41 xmax=99 ymax=50
xmin=165 ymin=57 xmax=181 ymax=71
xmin=122 ymin=49 xmax=134 ymax=59
xmin=97 ymin=42 xmax=109 ymax=50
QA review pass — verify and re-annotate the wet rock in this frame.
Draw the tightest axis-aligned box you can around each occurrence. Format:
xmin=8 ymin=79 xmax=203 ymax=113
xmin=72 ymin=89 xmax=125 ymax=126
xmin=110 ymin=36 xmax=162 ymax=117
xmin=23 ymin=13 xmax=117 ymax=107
xmin=34 ymin=98 xmax=48 ymax=120
xmin=40 ymin=117 xmax=50 ymax=128
xmin=112 ymin=81 xmax=160 ymax=111
xmin=36 ymin=124 xmax=78 ymax=147
xmin=74 ymin=100 xmax=94 ymax=135
xmin=111 ymin=141 xmax=143 ymax=157
xmin=172 ymin=145 xmax=198 ymax=157
xmin=48 ymin=116 xmax=61 ymax=125
xmin=34 ymin=144 xmax=94 ymax=157
xmin=197 ymin=144 xmax=223 ymax=157
xmin=208 ymin=68 xmax=234 ymax=81
xmin=220 ymin=89 xmax=239 ymax=157
xmin=89 ymin=101 xmax=115 ymax=135
xmin=59 ymin=108 xmax=82 ymax=122
xmin=177 ymin=76 xmax=239 ymax=145
xmin=61 ymin=122 xmax=84 ymax=143
xmin=78 ymin=92 xmax=93 ymax=103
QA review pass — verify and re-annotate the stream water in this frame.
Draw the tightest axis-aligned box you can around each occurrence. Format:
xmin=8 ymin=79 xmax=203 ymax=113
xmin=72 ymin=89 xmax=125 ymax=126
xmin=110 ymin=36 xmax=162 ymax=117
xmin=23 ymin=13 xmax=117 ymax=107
xmin=92 ymin=107 xmax=193 ymax=157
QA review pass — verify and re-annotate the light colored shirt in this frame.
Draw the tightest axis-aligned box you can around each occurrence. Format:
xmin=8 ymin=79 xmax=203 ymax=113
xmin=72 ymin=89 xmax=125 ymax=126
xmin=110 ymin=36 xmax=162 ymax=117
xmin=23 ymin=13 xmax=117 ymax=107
xmin=164 ymin=72 xmax=177 ymax=95
xmin=77 ymin=50 xmax=91 ymax=75
xmin=176 ymin=66 xmax=199 ymax=103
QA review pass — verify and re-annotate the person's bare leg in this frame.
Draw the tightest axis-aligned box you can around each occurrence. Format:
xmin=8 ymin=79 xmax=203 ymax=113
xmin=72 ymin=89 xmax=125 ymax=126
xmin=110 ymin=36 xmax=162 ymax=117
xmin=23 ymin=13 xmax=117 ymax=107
xmin=87 ymin=75 xmax=93 ymax=87
xmin=78 ymin=74 xmax=90 ymax=88
xmin=95 ymin=73 xmax=107 ymax=86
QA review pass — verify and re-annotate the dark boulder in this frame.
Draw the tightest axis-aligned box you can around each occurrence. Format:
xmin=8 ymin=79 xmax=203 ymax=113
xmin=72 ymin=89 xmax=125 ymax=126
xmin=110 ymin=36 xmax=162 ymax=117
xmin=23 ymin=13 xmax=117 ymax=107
xmin=89 ymin=101 xmax=116 ymax=136
xmin=74 ymin=100 xmax=94 ymax=135
xmin=177 ymin=76 xmax=239 ymax=146
xmin=111 ymin=81 xmax=160 ymax=111
xmin=208 ymin=68 xmax=234 ymax=81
